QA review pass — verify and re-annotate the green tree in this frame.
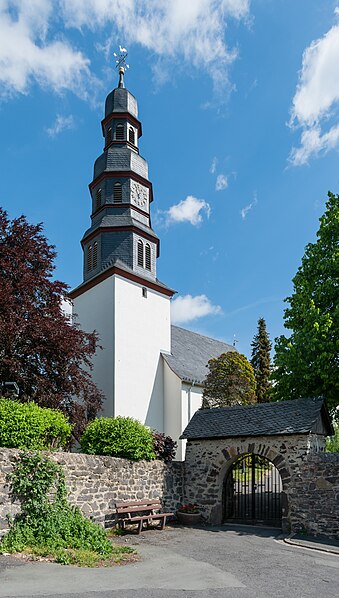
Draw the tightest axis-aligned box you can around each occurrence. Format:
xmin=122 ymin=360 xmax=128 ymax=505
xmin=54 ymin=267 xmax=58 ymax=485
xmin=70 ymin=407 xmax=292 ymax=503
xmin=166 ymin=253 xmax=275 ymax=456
xmin=272 ymin=191 xmax=339 ymax=418
xmin=202 ymin=352 xmax=256 ymax=409
xmin=251 ymin=318 xmax=272 ymax=402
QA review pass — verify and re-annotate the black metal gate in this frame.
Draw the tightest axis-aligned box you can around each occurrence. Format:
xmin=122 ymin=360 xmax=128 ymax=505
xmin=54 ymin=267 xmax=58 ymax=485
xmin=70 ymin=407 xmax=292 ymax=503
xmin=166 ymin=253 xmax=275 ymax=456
xmin=224 ymin=453 xmax=282 ymax=526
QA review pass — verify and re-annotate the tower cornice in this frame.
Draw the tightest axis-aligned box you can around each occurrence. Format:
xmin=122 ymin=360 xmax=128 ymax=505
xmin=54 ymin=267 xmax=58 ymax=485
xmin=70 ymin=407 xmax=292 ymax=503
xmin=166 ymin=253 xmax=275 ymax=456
xmin=101 ymin=112 xmax=142 ymax=137
xmin=69 ymin=263 xmax=175 ymax=300
xmin=81 ymin=225 xmax=160 ymax=255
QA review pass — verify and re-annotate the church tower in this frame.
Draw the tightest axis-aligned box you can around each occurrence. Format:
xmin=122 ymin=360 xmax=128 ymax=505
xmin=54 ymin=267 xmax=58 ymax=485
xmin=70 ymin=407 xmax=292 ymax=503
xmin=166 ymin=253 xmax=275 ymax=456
xmin=70 ymin=65 xmax=174 ymax=429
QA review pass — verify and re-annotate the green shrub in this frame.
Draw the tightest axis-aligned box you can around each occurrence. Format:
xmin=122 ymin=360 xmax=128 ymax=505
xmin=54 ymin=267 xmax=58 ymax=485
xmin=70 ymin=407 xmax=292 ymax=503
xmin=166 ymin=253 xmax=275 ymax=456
xmin=81 ymin=416 xmax=156 ymax=461
xmin=326 ymin=425 xmax=339 ymax=452
xmin=0 ymin=452 xmax=113 ymax=564
xmin=0 ymin=398 xmax=72 ymax=450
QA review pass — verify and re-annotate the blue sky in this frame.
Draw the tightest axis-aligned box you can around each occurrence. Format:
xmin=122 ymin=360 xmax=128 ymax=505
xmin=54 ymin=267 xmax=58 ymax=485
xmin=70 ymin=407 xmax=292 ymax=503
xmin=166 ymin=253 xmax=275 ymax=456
xmin=1 ymin=0 xmax=338 ymax=358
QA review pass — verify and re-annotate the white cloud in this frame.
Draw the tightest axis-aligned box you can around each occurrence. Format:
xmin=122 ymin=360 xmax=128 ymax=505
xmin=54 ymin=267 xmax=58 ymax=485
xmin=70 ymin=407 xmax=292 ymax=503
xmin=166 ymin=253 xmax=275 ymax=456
xmin=215 ymin=173 xmax=228 ymax=191
xmin=158 ymin=195 xmax=211 ymax=227
xmin=289 ymin=10 xmax=339 ymax=165
xmin=61 ymin=0 xmax=250 ymax=97
xmin=210 ymin=157 xmax=218 ymax=174
xmin=0 ymin=1 xmax=250 ymax=101
xmin=0 ymin=1 xmax=92 ymax=99
xmin=240 ymin=192 xmax=257 ymax=219
xmin=45 ymin=114 xmax=75 ymax=137
xmin=289 ymin=124 xmax=339 ymax=166
xmin=171 ymin=294 xmax=222 ymax=325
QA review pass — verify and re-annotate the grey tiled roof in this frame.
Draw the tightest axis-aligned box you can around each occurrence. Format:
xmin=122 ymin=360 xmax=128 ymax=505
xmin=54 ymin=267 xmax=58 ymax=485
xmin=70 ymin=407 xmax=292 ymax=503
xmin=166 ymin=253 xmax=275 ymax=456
xmin=105 ymin=88 xmax=138 ymax=119
xmin=181 ymin=396 xmax=332 ymax=439
xmin=82 ymin=215 xmax=159 ymax=242
xmin=94 ymin=147 xmax=148 ymax=180
xmin=162 ymin=326 xmax=235 ymax=385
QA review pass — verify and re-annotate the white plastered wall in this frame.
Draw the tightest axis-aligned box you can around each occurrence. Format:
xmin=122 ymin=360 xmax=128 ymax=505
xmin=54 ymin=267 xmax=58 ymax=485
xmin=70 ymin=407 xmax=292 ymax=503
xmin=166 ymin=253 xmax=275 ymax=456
xmin=113 ymin=275 xmax=171 ymax=431
xmin=179 ymin=383 xmax=203 ymax=460
xmin=163 ymin=362 xmax=204 ymax=461
xmin=72 ymin=276 xmax=115 ymax=417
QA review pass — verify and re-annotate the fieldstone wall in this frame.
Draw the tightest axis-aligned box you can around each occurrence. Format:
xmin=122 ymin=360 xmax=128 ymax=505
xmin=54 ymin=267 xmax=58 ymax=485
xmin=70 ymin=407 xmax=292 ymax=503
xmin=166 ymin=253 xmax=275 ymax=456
xmin=289 ymin=453 xmax=339 ymax=539
xmin=0 ymin=448 xmax=184 ymax=534
xmin=183 ymin=434 xmax=327 ymax=534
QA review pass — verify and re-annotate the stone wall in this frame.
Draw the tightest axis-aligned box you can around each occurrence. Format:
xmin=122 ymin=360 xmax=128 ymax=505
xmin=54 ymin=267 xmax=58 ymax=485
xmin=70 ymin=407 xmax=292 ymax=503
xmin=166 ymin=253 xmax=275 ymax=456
xmin=183 ymin=434 xmax=328 ymax=534
xmin=1 ymin=441 xmax=338 ymax=540
xmin=289 ymin=453 xmax=339 ymax=539
xmin=0 ymin=448 xmax=184 ymax=534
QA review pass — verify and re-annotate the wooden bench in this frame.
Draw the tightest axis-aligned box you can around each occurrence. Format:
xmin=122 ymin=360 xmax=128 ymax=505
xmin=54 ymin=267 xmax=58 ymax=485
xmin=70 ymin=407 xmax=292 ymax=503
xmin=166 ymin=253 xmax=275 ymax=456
xmin=115 ymin=499 xmax=174 ymax=534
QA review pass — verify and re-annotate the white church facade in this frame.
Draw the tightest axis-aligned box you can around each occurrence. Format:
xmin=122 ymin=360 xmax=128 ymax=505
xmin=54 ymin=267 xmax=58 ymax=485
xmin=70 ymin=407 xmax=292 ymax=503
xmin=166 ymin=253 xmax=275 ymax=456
xmin=70 ymin=66 xmax=234 ymax=459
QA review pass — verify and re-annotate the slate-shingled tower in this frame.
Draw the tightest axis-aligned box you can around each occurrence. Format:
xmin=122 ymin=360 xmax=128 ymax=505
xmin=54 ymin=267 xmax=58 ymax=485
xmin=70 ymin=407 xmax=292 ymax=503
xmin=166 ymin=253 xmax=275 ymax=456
xmin=70 ymin=67 xmax=175 ymax=425
xmin=82 ymin=67 xmax=160 ymax=282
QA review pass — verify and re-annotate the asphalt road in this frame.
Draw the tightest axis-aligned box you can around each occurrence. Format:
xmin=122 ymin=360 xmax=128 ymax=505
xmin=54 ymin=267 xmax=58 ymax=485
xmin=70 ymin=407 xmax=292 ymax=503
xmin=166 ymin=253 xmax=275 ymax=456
xmin=0 ymin=524 xmax=338 ymax=598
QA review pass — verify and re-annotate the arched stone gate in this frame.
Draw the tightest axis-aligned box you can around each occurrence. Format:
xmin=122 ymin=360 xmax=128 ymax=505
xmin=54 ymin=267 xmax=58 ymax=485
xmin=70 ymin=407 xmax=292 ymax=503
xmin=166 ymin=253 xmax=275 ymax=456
xmin=181 ymin=397 xmax=333 ymax=532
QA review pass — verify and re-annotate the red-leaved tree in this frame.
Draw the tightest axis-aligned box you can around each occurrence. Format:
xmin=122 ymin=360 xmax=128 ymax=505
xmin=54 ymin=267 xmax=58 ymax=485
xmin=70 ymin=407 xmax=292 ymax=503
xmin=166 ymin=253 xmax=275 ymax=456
xmin=0 ymin=208 xmax=103 ymax=439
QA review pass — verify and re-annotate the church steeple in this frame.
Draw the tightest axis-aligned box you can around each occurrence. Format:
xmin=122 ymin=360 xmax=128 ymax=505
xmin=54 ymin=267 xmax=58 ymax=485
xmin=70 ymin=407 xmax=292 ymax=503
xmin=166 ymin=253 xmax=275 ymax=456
xmin=80 ymin=66 xmax=160 ymax=285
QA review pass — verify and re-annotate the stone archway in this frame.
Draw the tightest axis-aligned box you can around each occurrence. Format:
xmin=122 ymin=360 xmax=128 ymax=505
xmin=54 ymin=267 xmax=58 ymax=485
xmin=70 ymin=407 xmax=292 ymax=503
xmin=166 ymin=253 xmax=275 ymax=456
xmin=223 ymin=453 xmax=283 ymax=526
xmin=184 ymin=435 xmax=297 ymax=531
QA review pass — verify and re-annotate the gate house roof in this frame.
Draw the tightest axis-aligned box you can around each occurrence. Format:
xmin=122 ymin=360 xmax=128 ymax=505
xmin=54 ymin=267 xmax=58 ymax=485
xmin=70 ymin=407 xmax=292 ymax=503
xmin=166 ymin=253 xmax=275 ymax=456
xmin=181 ymin=396 xmax=333 ymax=440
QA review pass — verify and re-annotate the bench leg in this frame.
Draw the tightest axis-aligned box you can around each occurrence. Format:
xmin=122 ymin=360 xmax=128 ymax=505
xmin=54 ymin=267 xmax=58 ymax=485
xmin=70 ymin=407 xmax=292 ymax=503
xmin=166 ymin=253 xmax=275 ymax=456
xmin=136 ymin=519 xmax=143 ymax=534
xmin=159 ymin=515 xmax=166 ymax=530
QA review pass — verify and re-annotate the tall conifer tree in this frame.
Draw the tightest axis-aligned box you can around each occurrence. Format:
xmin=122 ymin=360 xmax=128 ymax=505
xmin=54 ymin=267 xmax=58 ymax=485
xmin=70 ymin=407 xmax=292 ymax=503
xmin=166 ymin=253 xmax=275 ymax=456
xmin=251 ymin=318 xmax=272 ymax=403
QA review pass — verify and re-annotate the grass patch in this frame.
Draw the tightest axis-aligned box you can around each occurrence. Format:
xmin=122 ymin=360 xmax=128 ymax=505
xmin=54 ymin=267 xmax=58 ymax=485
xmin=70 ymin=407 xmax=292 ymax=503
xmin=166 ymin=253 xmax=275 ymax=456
xmin=17 ymin=543 xmax=136 ymax=567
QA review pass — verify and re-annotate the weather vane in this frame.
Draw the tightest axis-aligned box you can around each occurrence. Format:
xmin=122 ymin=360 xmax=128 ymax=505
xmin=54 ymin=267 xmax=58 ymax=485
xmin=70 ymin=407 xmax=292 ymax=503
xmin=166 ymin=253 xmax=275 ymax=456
xmin=113 ymin=46 xmax=129 ymax=71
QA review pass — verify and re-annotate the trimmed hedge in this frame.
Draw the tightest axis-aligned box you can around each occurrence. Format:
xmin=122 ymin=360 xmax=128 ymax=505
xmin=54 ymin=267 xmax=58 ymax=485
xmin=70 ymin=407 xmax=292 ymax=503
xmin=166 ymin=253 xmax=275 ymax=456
xmin=81 ymin=416 xmax=156 ymax=461
xmin=0 ymin=398 xmax=72 ymax=450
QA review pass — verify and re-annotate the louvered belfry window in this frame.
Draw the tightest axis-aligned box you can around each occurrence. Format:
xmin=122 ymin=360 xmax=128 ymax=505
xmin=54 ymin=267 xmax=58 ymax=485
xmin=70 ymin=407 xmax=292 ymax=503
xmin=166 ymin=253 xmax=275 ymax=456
xmin=96 ymin=188 xmax=102 ymax=210
xmin=129 ymin=127 xmax=135 ymax=145
xmin=137 ymin=240 xmax=144 ymax=267
xmin=93 ymin=241 xmax=98 ymax=268
xmin=145 ymin=243 xmax=151 ymax=270
xmin=114 ymin=182 xmax=122 ymax=203
xmin=116 ymin=123 xmax=124 ymax=140
xmin=106 ymin=127 xmax=112 ymax=145
xmin=87 ymin=245 xmax=92 ymax=271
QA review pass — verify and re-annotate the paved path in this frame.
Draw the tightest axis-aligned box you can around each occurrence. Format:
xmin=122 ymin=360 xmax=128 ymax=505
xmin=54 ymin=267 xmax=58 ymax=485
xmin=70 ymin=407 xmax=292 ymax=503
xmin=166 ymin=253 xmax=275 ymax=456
xmin=0 ymin=525 xmax=338 ymax=598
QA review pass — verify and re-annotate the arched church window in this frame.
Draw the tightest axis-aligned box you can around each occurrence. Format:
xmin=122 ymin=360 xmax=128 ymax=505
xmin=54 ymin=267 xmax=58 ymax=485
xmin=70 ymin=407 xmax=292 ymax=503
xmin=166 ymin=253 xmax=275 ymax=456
xmin=129 ymin=127 xmax=135 ymax=145
xmin=114 ymin=182 xmax=122 ymax=203
xmin=87 ymin=245 xmax=92 ymax=271
xmin=93 ymin=241 xmax=98 ymax=269
xmin=116 ymin=123 xmax=124 ymax=140
xmin=145 ymin=244 xmax=151 ymax=271
xmin=137 ymin=240 xmax=144 ymax=267
xmin=106 ymin=127 xmax=112 ymax=145
xmin=96 ymin=188 xmax=102 ymax=210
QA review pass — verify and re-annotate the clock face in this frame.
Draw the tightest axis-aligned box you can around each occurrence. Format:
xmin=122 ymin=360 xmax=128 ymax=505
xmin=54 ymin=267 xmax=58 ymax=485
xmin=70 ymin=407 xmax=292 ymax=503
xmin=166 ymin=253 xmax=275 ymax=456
xmin=131 ymin=181 xmax=148 ymax=208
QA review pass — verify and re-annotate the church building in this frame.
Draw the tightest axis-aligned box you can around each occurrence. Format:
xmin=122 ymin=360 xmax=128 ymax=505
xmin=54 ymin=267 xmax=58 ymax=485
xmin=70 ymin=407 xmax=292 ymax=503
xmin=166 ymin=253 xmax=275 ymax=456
xmin=70 ymin=65 xmax=234 ymax=459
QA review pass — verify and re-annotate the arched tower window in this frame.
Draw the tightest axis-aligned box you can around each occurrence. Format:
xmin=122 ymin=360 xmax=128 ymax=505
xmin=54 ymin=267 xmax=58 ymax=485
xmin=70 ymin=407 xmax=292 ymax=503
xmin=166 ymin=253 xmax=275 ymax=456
xmin=114 ymin=182 xmax=122 ymax=203
xmin=129 ymin=127 xmax=135 ymax=145
xmin=116 ymin=123 xmax=124 ymax=140
xmin=93 ymin=241 xmax=98 ymax=268
xmin=96 ymin=188 xmax=102 ymax=210
xmin=145 ymin=244 xmax=151 ymax=271
xmin=106 ymin=127 xmax=112 ymax=145
xmin=137 ymin=240 xmax=144 ymax=267
xmin=87 ymin=245 xmax=92 ymax=271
